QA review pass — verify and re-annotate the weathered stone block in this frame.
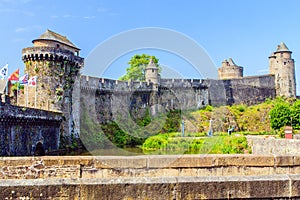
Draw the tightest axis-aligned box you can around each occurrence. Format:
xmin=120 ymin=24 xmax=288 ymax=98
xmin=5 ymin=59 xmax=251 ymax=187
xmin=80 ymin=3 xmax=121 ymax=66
xmin=147 ymin=154 xmax=214 ymax=168
xmin=42 ymin=156 xmax=94 ymax=166
xmin=94 ymin=156 xmax=147 ymax=169
xmin=214 ymin=154 xmax=274 ymax=167
xmin=274 ymin=155 xmax=294 ymax=166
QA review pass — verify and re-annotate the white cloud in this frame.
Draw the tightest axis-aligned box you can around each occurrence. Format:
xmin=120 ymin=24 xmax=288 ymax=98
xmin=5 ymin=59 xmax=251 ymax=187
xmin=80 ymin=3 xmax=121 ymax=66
xmin=12 ymin=38 xmax=25 ymax=42
xmin=15 ymin=27 xmax=26 ymax=32
xmin=109 ymin=12 xmax=119 ymax=16
xmin=83 ymin=16 xmax=95 ymax=19
xmin=15 ymin=25 xmax=43 ymax=33
xmin=63 ymin=14 xmax=73 ymax=18
xmin=257 ymin=68 xmax=269 ymax=73
xmin=0 ymin=0 xmax=32 ymax=4
xmin=21 ymin=10 xmax=34 ymax=16
xmin=96 ymin=6 xmax=119 ymax=16
xmin=97 ymin=7 xmax=107 ymax=13
xmin=0 ymin=7 xmax=34 ymax=16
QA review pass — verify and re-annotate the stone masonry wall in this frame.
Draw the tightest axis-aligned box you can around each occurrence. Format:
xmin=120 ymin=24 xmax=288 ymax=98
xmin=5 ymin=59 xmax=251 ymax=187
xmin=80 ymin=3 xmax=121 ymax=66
xmin=0 ymin=103 xmax=62 ymax=156
xmin=205 ymin=74 xmax=276 ymax=106
xmin=248 ymin=135 xmax=300 ymax=155
xmin=1 ymin=155 xmax=300 ymax=199
xmin=0 ymin=155 xmax=299 ymax=180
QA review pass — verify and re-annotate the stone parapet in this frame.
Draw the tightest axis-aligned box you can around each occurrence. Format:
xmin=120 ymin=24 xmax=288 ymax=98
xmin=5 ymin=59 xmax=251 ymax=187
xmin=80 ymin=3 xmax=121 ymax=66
xmin=1 ymin=155 xmax=300 ymax=199
xmin=1 ymin=155 xmax=300 ymax=179
xmin=0 ymin=175 xmax=299 ymax=199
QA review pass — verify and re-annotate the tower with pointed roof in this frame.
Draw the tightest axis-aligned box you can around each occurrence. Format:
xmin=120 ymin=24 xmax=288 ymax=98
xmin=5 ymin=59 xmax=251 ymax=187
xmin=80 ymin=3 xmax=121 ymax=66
xmin=269 ymin=42 xmax=296 ymax=97
xmin=22 ymin=29 xmax=84 ymax=137
xmin=145 ymin=57 xmax=160 ymax=90
xmin=218 ymin=58 xmax=243 ymax=79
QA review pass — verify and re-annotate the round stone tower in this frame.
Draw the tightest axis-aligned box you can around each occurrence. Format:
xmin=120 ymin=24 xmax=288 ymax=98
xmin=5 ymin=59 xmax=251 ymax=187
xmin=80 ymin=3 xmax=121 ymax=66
xmin=145 ymin=58 xmax=160 ymax=90
xmin=22 ymin=29 xmax=84 ymax=137
xmin=269 ymin=42 xmax=296 ymax=97
xmin=218 ymin=58 xmax=243 ymax=79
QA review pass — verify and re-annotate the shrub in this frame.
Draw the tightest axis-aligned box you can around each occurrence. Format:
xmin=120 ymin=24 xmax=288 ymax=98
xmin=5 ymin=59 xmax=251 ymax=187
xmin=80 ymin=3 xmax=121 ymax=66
xmin=269 ymin=101 xmax=291 ymax=130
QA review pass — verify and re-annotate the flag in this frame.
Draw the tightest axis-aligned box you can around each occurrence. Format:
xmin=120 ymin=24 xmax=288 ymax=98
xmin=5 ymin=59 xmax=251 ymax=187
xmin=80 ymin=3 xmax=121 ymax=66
xmin=19 ymin=74 xmax=28 ymax=85
xmin=28 ymin=76 xmax=37 ymax=86
xmin=8 ymin=69 xmax=19 ymax=81
xmin=0 ymin=64 xmax=8 ymax=78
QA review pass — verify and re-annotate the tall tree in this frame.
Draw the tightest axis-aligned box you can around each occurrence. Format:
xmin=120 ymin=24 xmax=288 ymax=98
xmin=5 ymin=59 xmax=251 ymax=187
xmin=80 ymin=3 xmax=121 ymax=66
xmin=119 ymin=54 xmax=159 ymax=81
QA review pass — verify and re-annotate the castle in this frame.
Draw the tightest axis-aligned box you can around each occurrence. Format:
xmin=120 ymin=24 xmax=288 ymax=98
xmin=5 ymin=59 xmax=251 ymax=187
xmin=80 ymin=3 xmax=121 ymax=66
xmin=5 ymin=30 xmax=295 ymax=138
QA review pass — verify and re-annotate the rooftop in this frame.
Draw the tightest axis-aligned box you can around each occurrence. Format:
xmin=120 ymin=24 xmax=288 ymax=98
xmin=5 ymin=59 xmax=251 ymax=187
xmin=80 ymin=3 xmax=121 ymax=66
xmin=33 ymin=29 xmax=80 ymax=50
xmin=146 ymin=58 xmax=158 ymax=69
xmin=275 ymin=42 xmax=291 ymax=53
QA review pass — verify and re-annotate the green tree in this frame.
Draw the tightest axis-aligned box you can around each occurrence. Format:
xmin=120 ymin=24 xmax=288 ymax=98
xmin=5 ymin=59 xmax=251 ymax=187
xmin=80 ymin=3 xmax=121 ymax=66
xmin=119 ymin=54 xmax=159 ymax=81
xmin=269 ymin=101 xmax=291 ymax=130
xmin=291 ymin=100 xmax=300 ymax=129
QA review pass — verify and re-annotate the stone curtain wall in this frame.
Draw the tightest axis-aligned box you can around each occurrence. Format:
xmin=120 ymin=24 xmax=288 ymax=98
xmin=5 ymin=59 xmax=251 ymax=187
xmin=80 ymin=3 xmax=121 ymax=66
xmin=76 ymin=75 xmax=276 ymax=137
xmin=1 ymin=155 xmax=300 ymax=199
xmin=0 ymin=103 xmax=62 ymax=156
xmin=205 ymin=75 xmax=276 ymax=106
xmin=78 ymin=75 xmax=276 ymax=119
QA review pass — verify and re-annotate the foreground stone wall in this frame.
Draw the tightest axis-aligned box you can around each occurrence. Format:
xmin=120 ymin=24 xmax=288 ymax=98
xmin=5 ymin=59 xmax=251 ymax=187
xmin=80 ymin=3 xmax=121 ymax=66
xmin=248 ymin=135 xmax=300 ymax=155
xmin=1 ymin=155 xmax=300 ymax=199
xmin=1 ymin=175 xmax=300 ymax=199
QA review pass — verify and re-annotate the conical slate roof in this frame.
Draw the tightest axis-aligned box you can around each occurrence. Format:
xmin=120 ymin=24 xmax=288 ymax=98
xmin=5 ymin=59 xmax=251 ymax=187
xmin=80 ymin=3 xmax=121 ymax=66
xmin=228 ymin=58 xmax=236 ymax=66
xmin=33 ymin=29 xmax=80 ymax=50
xmin=146 ymin=57 xmax=158 ymax=69
xmin=276 ymin=42 xmax=291 ymax=53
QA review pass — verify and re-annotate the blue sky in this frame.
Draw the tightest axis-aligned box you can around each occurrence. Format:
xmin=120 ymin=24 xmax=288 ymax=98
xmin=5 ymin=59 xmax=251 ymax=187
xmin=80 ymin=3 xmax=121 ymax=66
xmin=1 ymin=0 xmax=300 ymax=93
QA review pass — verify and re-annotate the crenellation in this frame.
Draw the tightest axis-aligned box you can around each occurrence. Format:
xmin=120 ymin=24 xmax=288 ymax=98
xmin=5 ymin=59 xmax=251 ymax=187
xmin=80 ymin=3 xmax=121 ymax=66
xmin=218 ymin=58 xmax=243 ymax=80
xmin=269 ymin=42 xmax=296 ymax=97
xmin=8 ymin=30 xmax=296 ymax=139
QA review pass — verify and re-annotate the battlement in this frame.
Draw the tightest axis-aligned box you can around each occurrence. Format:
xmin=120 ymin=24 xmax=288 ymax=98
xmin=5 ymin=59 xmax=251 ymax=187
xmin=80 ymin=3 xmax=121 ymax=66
xmin=0 ymin=102 xmax=62 ymax=124
xmin=22 ymin=46 xmax=83 ymax=66
xmin=160 ymin=78 xmax=207 ymax=89
xmin=0 ymin=103 xmax=62 ymax=156
xmin=80 ymin=75 xmax=153 ymax=92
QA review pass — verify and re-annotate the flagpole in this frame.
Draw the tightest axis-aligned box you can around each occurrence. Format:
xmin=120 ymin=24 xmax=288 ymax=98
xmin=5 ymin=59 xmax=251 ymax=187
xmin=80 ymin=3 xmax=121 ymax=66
xmin=17 ymin=82 xmax=19 ymax=106
xmin=5 ymin=80 xmax=8 ymax=96
xmin=26 ymin=83 xmax=28 ymax=107
xmin=35 ymin=77 xmax=37 ymax=108
xmin=16 ymin=68 xmax=19 ymax=106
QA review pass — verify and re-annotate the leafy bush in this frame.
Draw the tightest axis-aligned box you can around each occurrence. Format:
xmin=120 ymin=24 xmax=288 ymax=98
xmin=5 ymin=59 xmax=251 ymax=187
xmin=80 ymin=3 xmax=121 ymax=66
xmin=269 ymin=101 xmax=291 ymax=130
xmin=142 ymin=133 xmax=250 ymax=154
xmin=291 ymin=101 xmax=300 ymax=129
xmin=142 ymin=134 xmax=169 ymax=150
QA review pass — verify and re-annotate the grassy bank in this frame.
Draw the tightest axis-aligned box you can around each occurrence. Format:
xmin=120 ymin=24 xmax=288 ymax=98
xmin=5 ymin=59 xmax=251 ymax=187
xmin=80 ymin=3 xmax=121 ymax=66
xmin=142 ymin=132 xmax=251 ymax=154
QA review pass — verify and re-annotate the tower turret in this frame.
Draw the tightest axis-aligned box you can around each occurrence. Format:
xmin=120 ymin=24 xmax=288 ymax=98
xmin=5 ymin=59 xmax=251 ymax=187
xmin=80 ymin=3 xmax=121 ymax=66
xmin=269 ymin=42 xmax=296 ymax=97
xmin=218 ymin=58 xmax=243 ymax=79
xmin=21 ymin=29 xmax=84 ymax=137
xmin=145 ymin=58 xmax=160 ymax=90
